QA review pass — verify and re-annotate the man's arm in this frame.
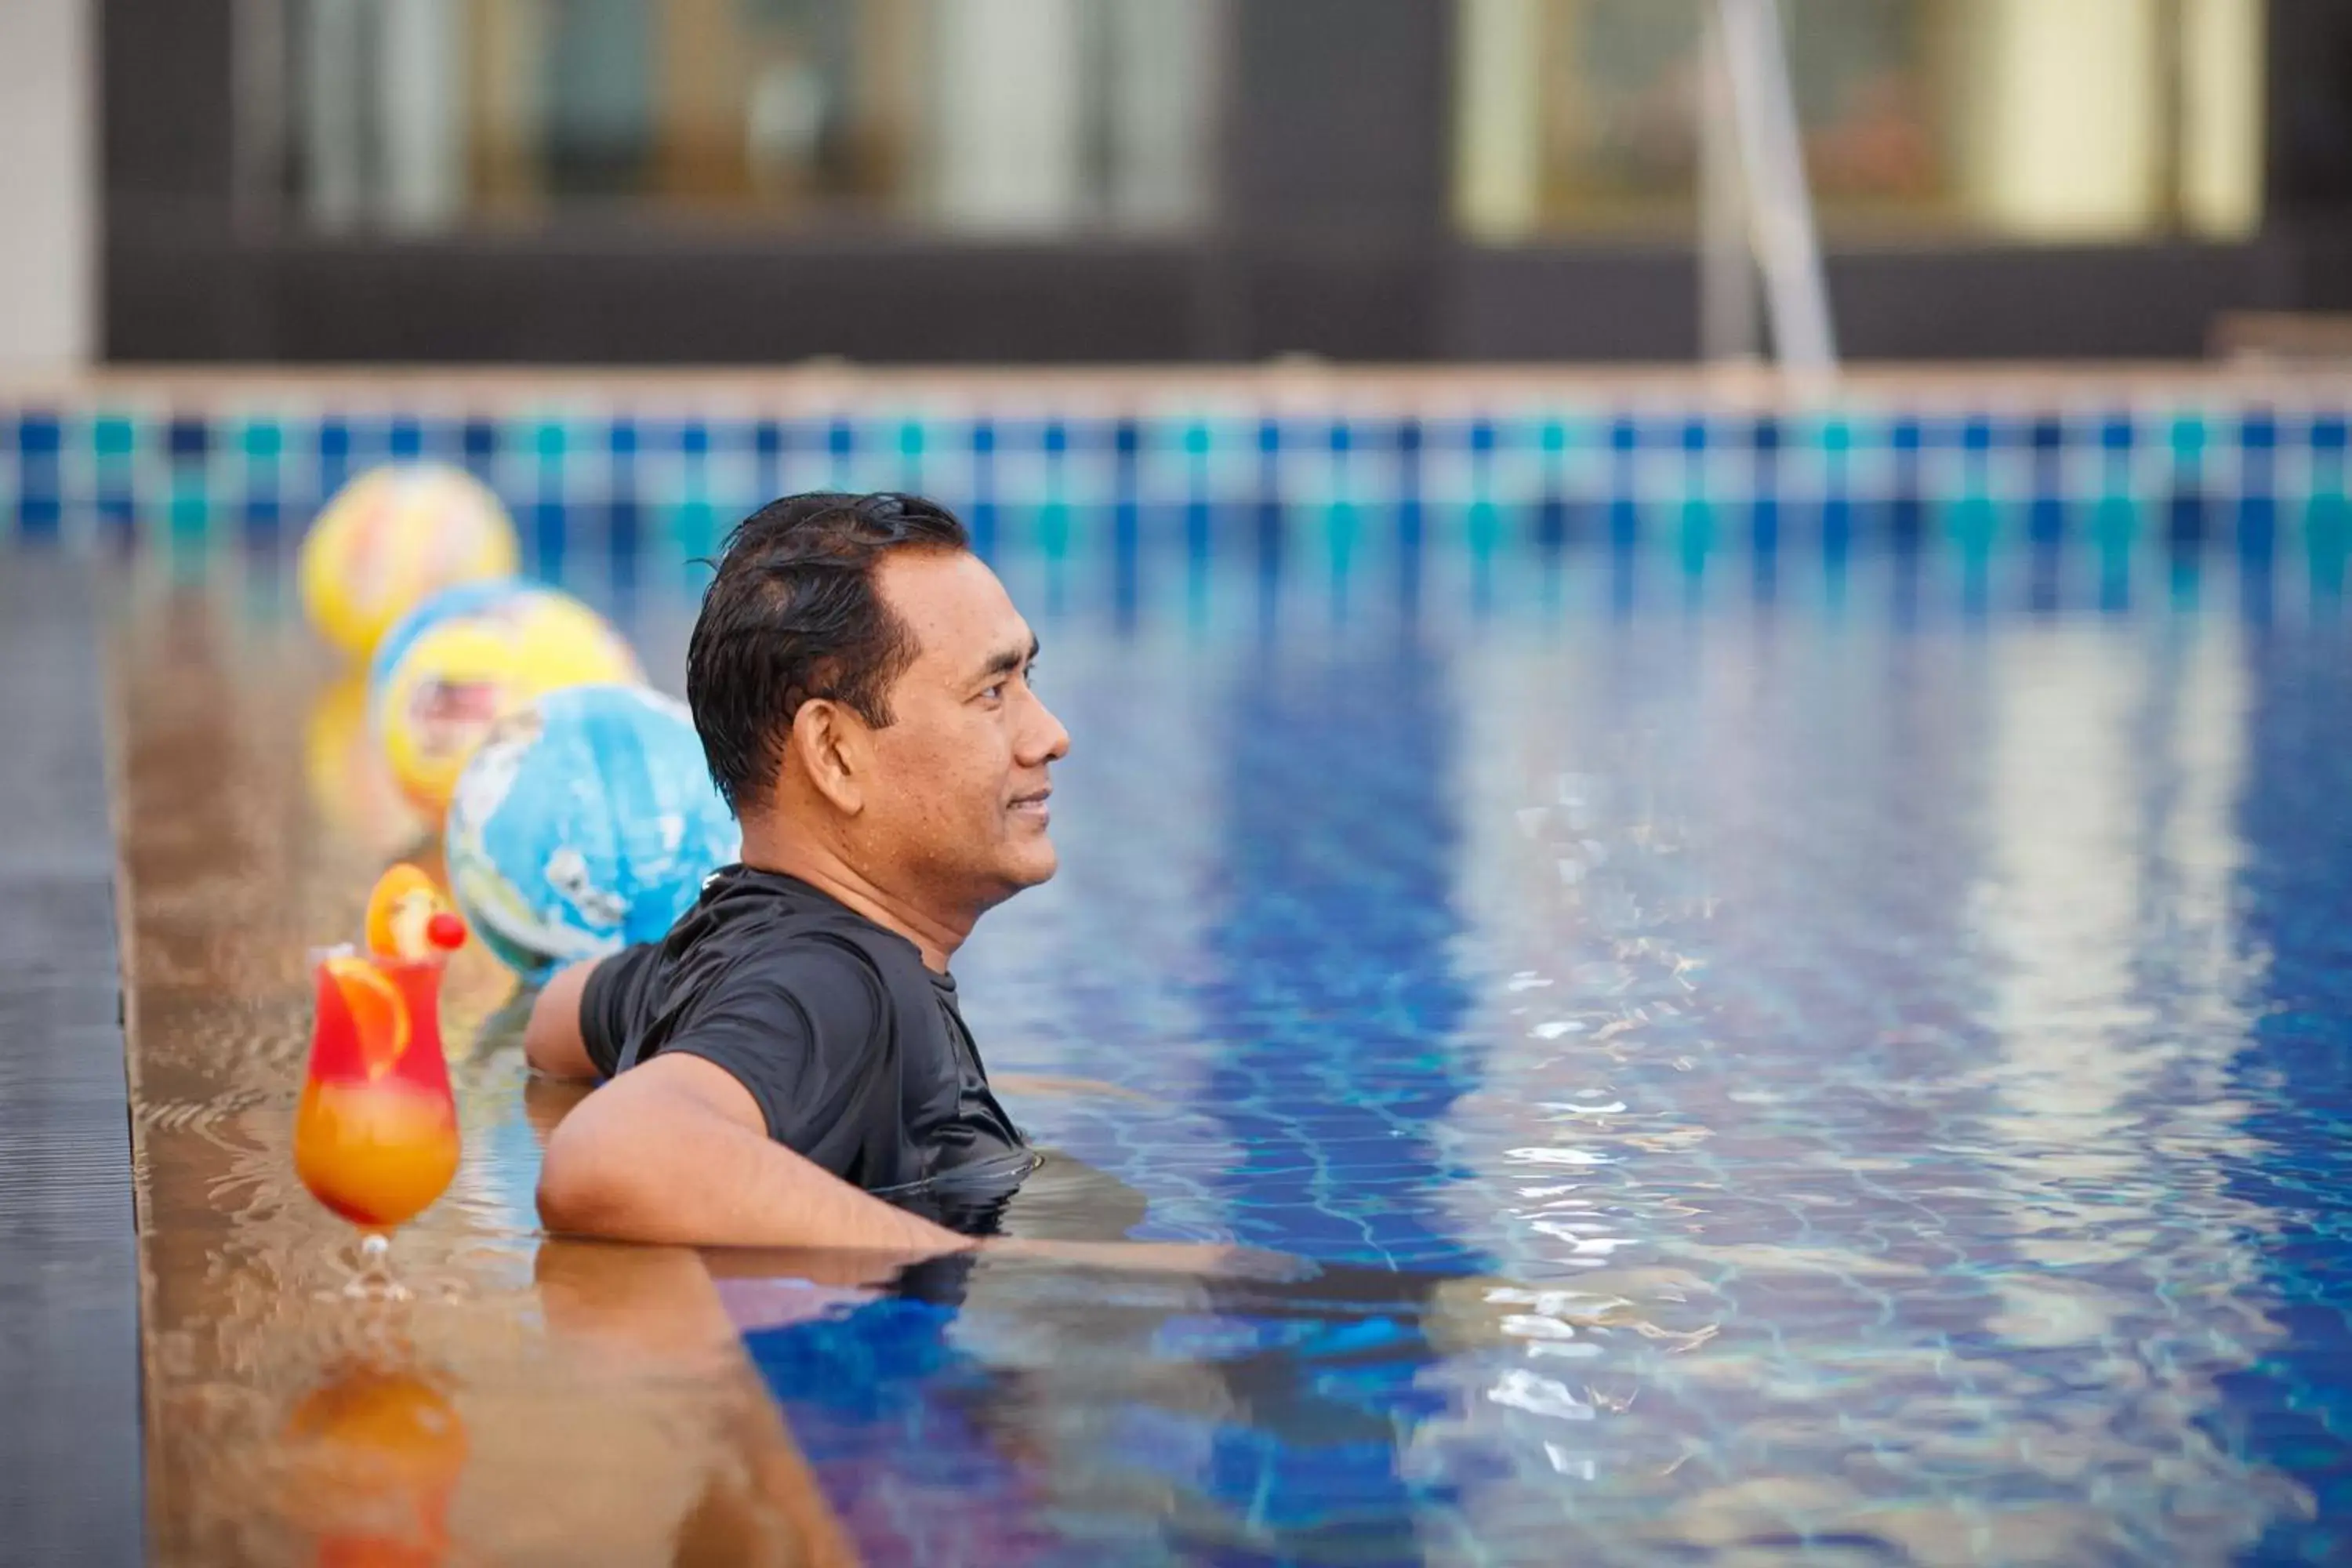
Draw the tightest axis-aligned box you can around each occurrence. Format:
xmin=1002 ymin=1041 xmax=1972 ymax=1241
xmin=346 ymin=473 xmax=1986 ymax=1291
xmin=537 ymin=1058 xmax=1305 ymax=1274
xmin=522 ymin=958 xmax=603 ymax=1080
xmin=536 ymin=1051 xmax=971 ymax=1253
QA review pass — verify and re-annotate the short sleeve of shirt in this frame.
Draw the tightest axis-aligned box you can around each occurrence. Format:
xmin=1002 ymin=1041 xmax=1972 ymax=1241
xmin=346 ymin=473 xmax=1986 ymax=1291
xmin=652 ymin=940 xmax=895 ymax=1170
xmin=580 ymin=942 xmax=665 ymax=1079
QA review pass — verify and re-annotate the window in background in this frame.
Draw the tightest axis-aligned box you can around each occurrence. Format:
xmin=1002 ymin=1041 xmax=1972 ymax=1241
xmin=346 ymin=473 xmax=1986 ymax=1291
xmin=267 ymin=0 xmax=1218 ymax=235
xmin=1456 ymin=0 xmax=2264 ymax=244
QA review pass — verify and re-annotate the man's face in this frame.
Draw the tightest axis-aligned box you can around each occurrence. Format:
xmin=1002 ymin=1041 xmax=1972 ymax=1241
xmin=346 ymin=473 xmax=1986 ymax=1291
xmin=858 ymin=549 xmax=1069 ymax=909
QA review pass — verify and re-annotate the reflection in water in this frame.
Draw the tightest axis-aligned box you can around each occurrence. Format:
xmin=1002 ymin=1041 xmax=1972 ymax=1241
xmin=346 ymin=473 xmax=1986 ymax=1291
xmin=532 ymin=1240 xmax=862 ymax=1568
xmin=302 ymin=673 xmax=426 ymax=861
xmin=734 ymin=1250 xmax=1543 ymax=1566
xmin=279 ymin=1364 xmax=467 ymax=1567
xmin=1948 ymin=618 xmax=2292 ymax=1556
xmin=1429 ymin=591 xmax=2302 ymax=1559
xmin=1199 ymin=637 xmax=1486 ymax=1272
xmin=2219 ymin=622 xmax=2352 ymax=1562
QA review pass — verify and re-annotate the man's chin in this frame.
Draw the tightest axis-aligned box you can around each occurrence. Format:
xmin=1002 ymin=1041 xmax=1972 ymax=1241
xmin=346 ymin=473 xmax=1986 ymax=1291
xmin=1006 ymin=837 xmax=1059 ymax=889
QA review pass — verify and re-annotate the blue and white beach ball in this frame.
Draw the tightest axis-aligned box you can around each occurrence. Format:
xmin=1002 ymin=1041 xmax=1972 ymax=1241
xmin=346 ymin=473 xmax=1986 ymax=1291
xmin=444 ymin=684 xmax=739 ymax=978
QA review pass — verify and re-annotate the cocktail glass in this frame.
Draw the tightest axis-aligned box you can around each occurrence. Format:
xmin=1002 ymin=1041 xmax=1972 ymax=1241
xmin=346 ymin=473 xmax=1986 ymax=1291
xmin=295 ymin=946 xmax=462 ymax=1299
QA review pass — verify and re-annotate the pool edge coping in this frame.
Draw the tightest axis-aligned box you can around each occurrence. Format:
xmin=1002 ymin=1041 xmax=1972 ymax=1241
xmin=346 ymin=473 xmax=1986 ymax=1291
xmin=0 ymin=549 xmax=146 ymax=1567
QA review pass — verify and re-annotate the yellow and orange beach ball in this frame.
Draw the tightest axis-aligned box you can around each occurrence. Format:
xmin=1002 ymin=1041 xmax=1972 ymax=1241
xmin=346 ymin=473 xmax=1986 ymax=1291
xmin=373 ymin=589 xmax=644 ymax=815
xmin=298 ymin=464 xmax=521 ymax=659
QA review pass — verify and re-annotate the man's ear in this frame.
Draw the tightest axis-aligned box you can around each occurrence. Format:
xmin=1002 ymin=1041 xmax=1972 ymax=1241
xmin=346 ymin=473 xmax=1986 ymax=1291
xmin=787 ymin=699 xmax=866 ymax=815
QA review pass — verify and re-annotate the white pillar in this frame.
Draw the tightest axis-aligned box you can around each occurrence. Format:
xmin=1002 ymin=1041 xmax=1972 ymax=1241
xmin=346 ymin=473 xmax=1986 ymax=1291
xmin=0 ymin=0 xmax=92 ymax=370
xmin=302 ymin=0 xmax=371 ymax=230
xmin=1956 ymin=0 xmax=2164 ymax=240
xmin=379 ymin=0 xmax=466 ymax=231
xmin=930 ymin=0 xmax=1084 ymax=233
xmin=1102 ymin=0 xmax=1213 ymax=230
xmin=1452 ymin=0 xmax=1543 ymax=242
xmin=2182 ymin=0 xmax=2265 ymax=238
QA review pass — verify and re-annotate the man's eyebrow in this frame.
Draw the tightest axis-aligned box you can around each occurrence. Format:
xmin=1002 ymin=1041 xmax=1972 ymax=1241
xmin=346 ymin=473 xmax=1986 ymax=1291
xmin=974 ymin=634 xmax=1041 ymax=683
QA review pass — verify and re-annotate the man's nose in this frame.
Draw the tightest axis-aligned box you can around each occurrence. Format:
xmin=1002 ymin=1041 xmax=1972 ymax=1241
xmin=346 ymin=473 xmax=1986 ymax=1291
xmin=1022 ymin=691 xmax=1071 ymax=764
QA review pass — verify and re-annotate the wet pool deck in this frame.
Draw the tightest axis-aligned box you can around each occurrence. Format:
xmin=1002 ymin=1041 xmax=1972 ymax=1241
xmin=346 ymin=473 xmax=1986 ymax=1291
xmin=105 ymin=578 xmax=868 ymax=1565
xmin=0 ymin=554 xmax=140 ymax=1566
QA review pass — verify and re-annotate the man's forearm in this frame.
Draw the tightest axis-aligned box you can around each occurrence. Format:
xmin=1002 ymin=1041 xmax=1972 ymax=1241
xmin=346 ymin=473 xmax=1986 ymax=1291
xmin=538 ymin=1073 xmax=970 ymax=1254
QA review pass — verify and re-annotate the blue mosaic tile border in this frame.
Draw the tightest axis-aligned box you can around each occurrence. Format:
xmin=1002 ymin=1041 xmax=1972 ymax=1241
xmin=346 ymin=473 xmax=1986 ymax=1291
xmin=5 ymin=397 xmax=2350 ymax=551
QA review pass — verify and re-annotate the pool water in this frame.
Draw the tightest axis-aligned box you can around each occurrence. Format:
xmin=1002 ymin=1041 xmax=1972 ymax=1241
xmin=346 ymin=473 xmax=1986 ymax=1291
xmin=100 ymin=514 xmax=2352 ymax=1566
xmin=738 ymin=531 xmax=2352 ymax=1565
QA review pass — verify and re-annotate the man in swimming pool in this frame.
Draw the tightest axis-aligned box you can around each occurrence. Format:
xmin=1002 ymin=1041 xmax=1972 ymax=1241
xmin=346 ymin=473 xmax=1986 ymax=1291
xmin=524 ymin=491 xmax=1065 ymax=1253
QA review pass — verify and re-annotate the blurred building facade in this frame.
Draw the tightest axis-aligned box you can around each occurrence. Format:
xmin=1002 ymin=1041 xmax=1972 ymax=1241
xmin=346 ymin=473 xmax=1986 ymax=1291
xmin=36 ymin=0 xmax=2352 ymax=363
xmin=1 ymin=0 xmax=93 ymax=369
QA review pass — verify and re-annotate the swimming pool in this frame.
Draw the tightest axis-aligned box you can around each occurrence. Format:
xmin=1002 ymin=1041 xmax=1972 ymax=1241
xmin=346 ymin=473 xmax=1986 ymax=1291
xmin=39 ymin=379 xmax=2352 ymax=1564
xmin=694 ymin=527 xmax=2347 ymax=1566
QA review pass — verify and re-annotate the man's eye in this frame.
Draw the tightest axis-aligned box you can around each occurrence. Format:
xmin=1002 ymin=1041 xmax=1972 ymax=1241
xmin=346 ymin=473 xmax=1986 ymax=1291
xmin=981 ymin=684 xmax=1004 ymax=702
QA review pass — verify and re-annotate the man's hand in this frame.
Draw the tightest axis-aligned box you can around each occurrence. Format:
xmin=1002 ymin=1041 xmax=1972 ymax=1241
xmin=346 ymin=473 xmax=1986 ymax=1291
xmin=536 ymin=1051 xmax=973 ymax=1254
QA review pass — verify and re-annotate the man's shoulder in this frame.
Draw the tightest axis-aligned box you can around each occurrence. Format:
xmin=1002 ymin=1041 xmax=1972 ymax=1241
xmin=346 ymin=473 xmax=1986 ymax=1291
xmin=673 ymin=869 xmax=903 ymax=956
xmin=669 ymin=920 xmax=895 ymax=1031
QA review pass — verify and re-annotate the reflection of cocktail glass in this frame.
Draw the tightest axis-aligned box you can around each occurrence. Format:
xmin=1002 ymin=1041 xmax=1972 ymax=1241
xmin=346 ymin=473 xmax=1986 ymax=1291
xmin=296 ymin=946 xmax=461 ymax=1299
xmin=281 ymin=1363 xmax=468 ymax=1566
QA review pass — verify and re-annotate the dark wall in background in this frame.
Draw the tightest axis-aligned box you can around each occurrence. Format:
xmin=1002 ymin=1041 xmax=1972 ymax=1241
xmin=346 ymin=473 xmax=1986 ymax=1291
xmin=103 ymin=0 xmax=2347 ymax=365
xmin=2267 ymin=0 xmax=2352 ymax=312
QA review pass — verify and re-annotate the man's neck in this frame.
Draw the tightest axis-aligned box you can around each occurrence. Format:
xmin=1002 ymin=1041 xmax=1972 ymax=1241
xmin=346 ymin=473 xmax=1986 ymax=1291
xmin=740 ymin=824 xmax=969 ymax=975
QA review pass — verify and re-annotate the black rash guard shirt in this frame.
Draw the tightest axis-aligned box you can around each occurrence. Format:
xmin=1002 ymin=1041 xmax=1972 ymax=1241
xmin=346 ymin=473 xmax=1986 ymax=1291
xmin=580 ymin=865 xmax=1033 ymax=1205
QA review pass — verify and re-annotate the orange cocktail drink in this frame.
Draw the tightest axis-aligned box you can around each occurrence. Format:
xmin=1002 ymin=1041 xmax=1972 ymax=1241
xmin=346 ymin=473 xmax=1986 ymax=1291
xmin=295 ymin=949 xmax=460 ymax=1232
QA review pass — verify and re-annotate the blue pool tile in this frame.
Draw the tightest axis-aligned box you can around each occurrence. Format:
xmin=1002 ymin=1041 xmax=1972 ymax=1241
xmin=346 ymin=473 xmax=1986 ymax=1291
xmin=165 ymin=418 xmax=208 ymax=460
xmin=237 ymin=420 xmax=281 ymax=462
xmin=2 ymin=396 xmax=2350 ymax=570
xmin=16 ymin=412 xmax=61 ymax=457
xmin=16 ymin=491 xmax=60 ymax=537
xmin=241 ymin=495 xmax=281 ymax=543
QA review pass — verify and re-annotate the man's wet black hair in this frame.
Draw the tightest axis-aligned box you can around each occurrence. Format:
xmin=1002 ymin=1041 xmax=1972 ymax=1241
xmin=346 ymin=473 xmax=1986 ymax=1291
xmin=688 ymin=491 xmax=971 ymax=815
